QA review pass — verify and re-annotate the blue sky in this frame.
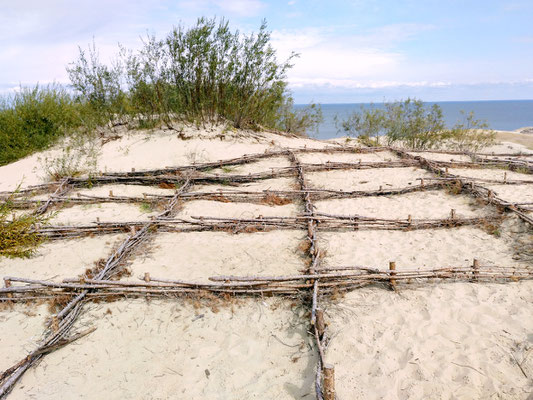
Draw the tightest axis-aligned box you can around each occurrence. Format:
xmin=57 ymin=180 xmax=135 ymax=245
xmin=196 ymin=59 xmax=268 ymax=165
xmin=1 ymin=0 xmax=532 ymax=103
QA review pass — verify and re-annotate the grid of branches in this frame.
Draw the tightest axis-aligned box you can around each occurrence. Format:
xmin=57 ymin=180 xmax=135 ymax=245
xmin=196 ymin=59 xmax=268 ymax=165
xmin=1 ymin=144 xmax=532 ymax=398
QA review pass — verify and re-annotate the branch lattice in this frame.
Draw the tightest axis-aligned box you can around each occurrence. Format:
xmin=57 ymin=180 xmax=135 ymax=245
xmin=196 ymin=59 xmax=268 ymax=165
xmin=1 ymin=144 xmax=532 ymax=398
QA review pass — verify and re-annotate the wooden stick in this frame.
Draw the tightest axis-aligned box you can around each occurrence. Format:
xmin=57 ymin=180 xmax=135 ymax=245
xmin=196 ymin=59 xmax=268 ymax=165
xmin=389 ymin=261 xmax=397 ymax=290
xmin=323 ymin=364 xmax=335 ymax=400
xmin=472 ymin=259 xmax=480 ymax=282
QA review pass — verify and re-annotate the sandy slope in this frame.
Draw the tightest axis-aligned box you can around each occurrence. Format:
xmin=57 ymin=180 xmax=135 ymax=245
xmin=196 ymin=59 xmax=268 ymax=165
xmin=314 ymin=191 xmax=489 ymax=220
xmin=126 ymin=230 xmax=306 ymax=283
xmin=319 ymin=226 xmax=525 ymax=271
xmin=326 ymin=282 xmax=533 ymax=400
xmin=9 ymin=299 xmax=316 ymax=400
xmin=1 ymin=127 xmax=532 ymax=399
xmin=0 ymin=234 xmax=126 ymax=280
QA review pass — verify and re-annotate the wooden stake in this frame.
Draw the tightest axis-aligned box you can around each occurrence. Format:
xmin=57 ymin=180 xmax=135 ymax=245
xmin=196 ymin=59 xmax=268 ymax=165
xmin=407 ymin=215 xmax=412 ymax=224
xmin=421 ymin=178 xmax=425 ymax=188
xmin=389 ymin=261 xmax=397 ymax=290
xmin=472 ymin=259 xmax=479 ymax=282
xmin=445 ymin=167 xmax=449 ymax=174
xmin=323 ymin=364 xmax=335 ymax=400
xmin=144 ymin=272 xmax=151 ymax=282
xmin=503 ymin=172 xmax=507 ymax=183
xmin=4 ymin=279 xmax=13 ymax=303
xmin=316 ymin=309 xmax=326 ymax=339
xmin=450 ymin=209 xmax=456 ymax=219
xmin=131 ymin=168 xmax=135 ymax=172
xmin=109 ymin=190 xmax=114 ymax=197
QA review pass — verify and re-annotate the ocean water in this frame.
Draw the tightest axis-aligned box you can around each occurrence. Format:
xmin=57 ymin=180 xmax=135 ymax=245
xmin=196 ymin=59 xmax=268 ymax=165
xmin=296 ymin=100 xmax=533 ymax=140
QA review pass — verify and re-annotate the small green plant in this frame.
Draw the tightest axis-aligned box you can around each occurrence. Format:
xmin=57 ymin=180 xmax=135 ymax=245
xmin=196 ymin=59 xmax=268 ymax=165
xmin=275 ymin=98 xmax=323 ymax=136
xmin=39 ymin=134 xmax=99 ymax=181
xmin=139 ymin=202 xmax=153 ymax=213
xmin=221 ymin=166 xmax=234 ymax=173
xmin=0 ymin=189 xmax=50 ymax=258
xmin=514 ymin=166 xmax=530 ymax=174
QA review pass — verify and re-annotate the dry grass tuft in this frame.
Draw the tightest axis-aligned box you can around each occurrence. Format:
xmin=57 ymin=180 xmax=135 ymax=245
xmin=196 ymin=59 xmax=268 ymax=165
xmin=158 ymin=182 xmax=175 ymax=189
xmin=261 ymin=193 xmax=292 ymax=206
xmin=298 ymin=240 xmax=311 ymax=254
xmin=445 ymin=181 xmax=463 ymax=195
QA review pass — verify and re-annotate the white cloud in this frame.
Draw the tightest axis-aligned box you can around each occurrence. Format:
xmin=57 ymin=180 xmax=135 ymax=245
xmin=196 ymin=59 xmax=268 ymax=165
xmin=213 ymin=0 xmax=265 ymax=16
xmin=288 ymin=78 xmax=451 ymax=89
xmin=271 ymin=25 xmax=432 ymax=84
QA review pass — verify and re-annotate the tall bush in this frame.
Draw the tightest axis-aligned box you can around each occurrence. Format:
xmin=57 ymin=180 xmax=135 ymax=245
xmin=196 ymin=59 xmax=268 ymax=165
xmin=68 ymin=18 xmax=316 ymax=132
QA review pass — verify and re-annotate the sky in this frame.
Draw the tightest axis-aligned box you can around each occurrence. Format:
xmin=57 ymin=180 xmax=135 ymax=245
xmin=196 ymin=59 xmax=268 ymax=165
xmin=1 ymin=0 xmax=532 ymax=103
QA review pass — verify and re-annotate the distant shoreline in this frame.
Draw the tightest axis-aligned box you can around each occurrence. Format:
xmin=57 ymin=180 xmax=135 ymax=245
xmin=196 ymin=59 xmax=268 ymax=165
xmin=298 ymin=100 xmax=533 ymax=139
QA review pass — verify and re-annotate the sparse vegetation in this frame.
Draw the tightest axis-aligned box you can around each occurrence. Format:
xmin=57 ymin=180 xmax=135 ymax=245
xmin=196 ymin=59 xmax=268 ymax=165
xmin=39 ymin=134 xmax=99 ymax=180
xmin=338 ymin=98 xmax=495 ymax=151
xmin=139 ymin=202 xmax=153 ymax=213
xmin=0 ymin=190 xmax=50 ymax=258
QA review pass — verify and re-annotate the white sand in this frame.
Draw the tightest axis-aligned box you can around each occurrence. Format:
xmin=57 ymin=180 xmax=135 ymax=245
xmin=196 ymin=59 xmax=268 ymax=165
xmin=315 ymin=190 xmax=488 ymax=220
xmin=10 ymin=298 xmax=316 ymax=400
xmin=126 ymin=231 xmax=306 ymax=282
xmin=49 ymin=203 xmax=159 ymax=225
xmin=409 ymin=152 xmax=471 ymax=162
xmin=319 ymin=227 xmax=524 ymax=271
xmin=192 ymin=177 xmax=297 ymax=193
xmin=177 ymin=200 xmax=298 ymax=220
xmin=486 ymin=184 xmax=533 ymax=204
xmin=0 ymin=305 xmax=49 ymax=372
xmin=0 ymin=235 xmax=126 ymax=280
xmin=209 ymin=156 xmax=291 ymax=175
xmin=298 ymin=150 xmax=399 ymax=164
xmin=326 ymin=281 xmax=533 ymax=399
xmin=71 ymin=184 xmax=175 ymax=198
xmin=448 ymin=168 xmax=533 ymax=182
xmin=483 ymin=140 xmax=533 ymax=154
xmin=0 ymin=126 xmax=333 ymax=192
xmin=307 ymin=167 xmax=433 ymax=192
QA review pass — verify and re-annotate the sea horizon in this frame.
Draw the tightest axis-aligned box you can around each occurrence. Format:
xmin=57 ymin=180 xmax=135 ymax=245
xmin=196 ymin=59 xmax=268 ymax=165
xmin=295 ymin=99 xmax=533 ymax=139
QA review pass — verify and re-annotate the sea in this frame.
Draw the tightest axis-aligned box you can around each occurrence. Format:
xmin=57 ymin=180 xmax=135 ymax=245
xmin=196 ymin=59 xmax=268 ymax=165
xmin=295 ymin=100 xmax=533 ymax=140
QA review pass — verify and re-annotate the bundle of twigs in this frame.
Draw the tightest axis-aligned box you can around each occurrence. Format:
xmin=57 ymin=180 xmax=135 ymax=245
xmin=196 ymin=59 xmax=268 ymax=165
xmin=7 ymin=181 xmax=451 ymax=211
xmin=2 ymin=265 xmax=531 ymax=303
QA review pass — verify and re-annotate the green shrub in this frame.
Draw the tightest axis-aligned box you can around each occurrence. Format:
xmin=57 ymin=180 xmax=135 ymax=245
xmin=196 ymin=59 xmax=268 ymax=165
xmin=69 ymin=17 xmax=321 ymax=132
xmin=335 ymin=105 xmax=385 ymax=145
xmin=274 ymin=98 xmax=323 ymax=136
xmin=441 ymin=111 xmax=495 ymax=152
xmin=0 ymin=189 xmax=50 ymax=258
xmin=0 ymin=85 xmax=83 ymax=165
xmin=338 ymin=98 xmax=494 ymax=151
xmin=67 ymin=41 xmax=126 ymax=124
